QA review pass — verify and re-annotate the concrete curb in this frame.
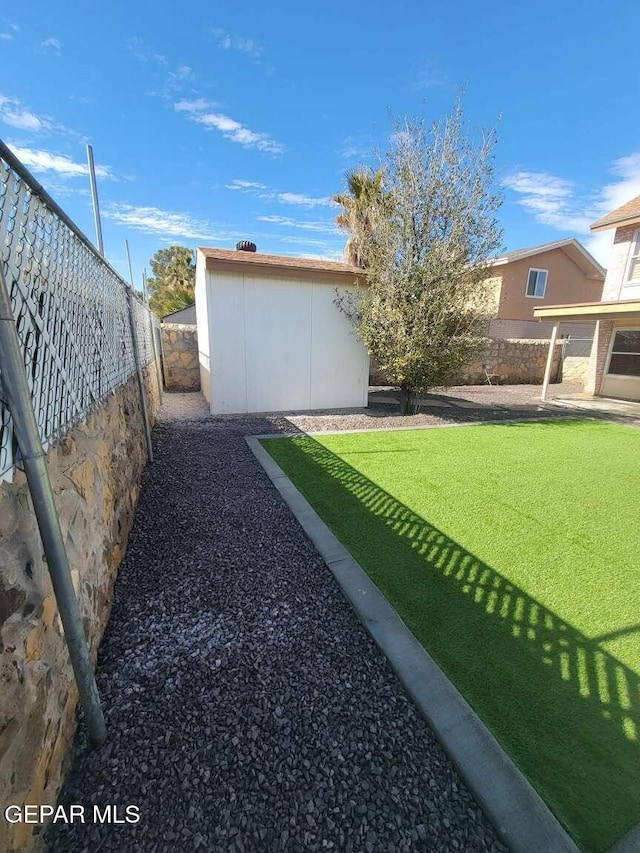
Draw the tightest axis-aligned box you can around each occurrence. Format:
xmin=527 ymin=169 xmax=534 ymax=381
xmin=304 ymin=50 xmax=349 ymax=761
xmin=253 ymin=412 xmax=594 ymax=441
xmin=608 ymin=822 xmax=640 ymax=853
xmin=246 ymin=434 xmax=581 ymax=853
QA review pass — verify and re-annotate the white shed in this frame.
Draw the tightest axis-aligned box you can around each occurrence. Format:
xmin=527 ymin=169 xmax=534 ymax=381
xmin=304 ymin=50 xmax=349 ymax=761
xmin=195 ymin=246 xmax=370 ymax=414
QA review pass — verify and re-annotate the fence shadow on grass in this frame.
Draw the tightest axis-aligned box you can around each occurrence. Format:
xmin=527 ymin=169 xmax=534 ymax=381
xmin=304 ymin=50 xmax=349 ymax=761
xmin=266 ymin=434 xmax=640 ymax=853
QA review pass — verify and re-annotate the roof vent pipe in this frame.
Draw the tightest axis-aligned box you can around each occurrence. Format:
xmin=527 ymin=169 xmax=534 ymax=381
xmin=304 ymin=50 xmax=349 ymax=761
xmin=236 ymin=240 xmax=257 ymax=253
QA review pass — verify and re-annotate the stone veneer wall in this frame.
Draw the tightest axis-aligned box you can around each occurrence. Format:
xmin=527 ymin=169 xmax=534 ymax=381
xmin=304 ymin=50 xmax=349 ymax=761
xmin=0 ymin=364 xmax=160 ymax=853
xmin=161 ymin=324 xmax=200 ymax=391
xmin=370 ymin=339 xmax=562 ymax=386
xmin=460 ymin=339 xmax=562 ymax=385
xmin=561 ymin=356 xmax=590 ymax=386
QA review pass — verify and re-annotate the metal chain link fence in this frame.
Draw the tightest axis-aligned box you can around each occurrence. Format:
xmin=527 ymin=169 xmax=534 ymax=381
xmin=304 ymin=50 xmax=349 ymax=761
xmin=0 ymin=144 xmax=159 ymax=482
xmin=562 ymin=338 xmax=594 ymax=358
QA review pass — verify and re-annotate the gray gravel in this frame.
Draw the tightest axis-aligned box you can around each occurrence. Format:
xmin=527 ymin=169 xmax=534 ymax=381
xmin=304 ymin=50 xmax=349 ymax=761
xmin=282 ymin=382 xmax=591 ymax=433
xmin=45 ymin=392 xmax=517 ymax=853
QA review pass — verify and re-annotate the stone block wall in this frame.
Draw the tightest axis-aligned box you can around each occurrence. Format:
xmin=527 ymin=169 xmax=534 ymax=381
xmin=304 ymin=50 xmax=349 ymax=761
xmin=161 ymin=324 xmax=200 ymax=391
xmin=561 ymin=356 xmax=590 ymax=386
xmin=459 ymin=339 xmax=562 ymax=385
xmin=0 ymin=364 xmax=160 ymax=853
xmin=370 ymin=339 xmax=562 ymax=386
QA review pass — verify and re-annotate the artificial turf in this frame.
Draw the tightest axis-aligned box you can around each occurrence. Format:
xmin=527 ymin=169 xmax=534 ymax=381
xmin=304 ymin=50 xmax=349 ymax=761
xmin=262 ymin=420 xmax=640 ymax=852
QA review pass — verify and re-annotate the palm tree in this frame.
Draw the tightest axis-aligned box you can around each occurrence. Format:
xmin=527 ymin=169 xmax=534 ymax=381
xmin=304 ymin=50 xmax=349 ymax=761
xmin=333 ymin=168 xmax=388 ymax=267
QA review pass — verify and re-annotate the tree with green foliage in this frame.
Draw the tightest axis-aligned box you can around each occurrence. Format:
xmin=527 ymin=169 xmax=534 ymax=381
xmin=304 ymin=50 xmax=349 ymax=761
xmin=147 ymin=246 xmax=195 ymax=318
xmin=336 ymin=99 xmax=503 ymax=413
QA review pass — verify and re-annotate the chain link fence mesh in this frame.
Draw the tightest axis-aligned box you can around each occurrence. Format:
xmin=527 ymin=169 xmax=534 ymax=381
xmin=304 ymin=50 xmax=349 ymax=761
xmin=0 ymin=146 xmax=159 ymax=482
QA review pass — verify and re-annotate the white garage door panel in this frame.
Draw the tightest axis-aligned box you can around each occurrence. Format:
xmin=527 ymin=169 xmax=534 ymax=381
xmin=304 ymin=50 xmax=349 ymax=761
xmin=209 ymin=272 xmax=247 ymax=414
xmin=244 ymin=275 xmax=312 ymax=412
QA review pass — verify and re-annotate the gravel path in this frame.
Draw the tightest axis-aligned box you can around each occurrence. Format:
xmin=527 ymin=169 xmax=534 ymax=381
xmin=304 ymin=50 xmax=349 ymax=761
xmin=45 ymin=392 xmax=522 ymax=853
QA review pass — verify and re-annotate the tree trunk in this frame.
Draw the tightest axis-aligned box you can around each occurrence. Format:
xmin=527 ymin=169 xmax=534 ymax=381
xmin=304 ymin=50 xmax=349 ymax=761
xmin=399 ymin=386 xmax=415 ymax=415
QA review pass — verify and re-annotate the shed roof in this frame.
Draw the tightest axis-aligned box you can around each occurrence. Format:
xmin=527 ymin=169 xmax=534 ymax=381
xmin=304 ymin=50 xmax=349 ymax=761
xmin=590 ymin=195 xmax=640 ymax=232
xmin=199 ymin=247 xmax=362 ymax=282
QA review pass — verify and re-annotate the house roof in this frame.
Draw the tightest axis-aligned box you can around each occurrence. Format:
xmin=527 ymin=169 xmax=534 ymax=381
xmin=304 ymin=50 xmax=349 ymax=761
xmin=590 ymin=195 xmax=640 ymax=233
xmin=162 ymin=303 xmax=196 ymax=324
xmin=490 ymin=238 xmax=605 ymax=279
xmin=198 ymin=247 xmax=362 ymax=282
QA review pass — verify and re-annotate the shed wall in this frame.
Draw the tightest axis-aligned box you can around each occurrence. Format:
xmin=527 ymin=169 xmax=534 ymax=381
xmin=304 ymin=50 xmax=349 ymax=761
xmin=195 ymin=251 xmax=210 ymax=402
xmin=203 ymin=269 xmax=368 ymax=414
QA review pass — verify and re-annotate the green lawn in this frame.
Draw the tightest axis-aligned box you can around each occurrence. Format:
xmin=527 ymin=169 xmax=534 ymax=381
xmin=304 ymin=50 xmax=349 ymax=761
xmin=262 ymin=420 xmax=640 ymax=853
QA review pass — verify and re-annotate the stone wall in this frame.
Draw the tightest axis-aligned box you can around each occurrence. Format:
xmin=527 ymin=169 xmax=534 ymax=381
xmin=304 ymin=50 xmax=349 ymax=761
xmin=561 ymin=356 xmax=590 ymax=386
xmin=0 ymin=364 xmax=160 ymax=853
xmin=370 ymin=339 xmax=562 ymax=386
xmin=161 ymin=324 xmax=200 ymax=391
xmin=460 ymin=339 xmax=562 ymax=385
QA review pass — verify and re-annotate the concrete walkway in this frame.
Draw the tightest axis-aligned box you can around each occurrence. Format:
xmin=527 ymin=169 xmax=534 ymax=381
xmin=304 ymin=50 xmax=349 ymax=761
xmin=46 ymin=393 xmax=507 ymax=853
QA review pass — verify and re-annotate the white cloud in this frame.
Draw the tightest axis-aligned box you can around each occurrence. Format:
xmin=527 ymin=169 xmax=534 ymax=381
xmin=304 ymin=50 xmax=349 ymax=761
xmin=164 ymin=64 xmax=193 ymax=93
xmin=596 ymin=153 xmax=640 ymax=213
xmin=0 ymin=94 xmax=53 ymax=132
xmin=276 ymin=192 xmax=333 ymax=207
xmin=126 ymin=39 xmax=194 ymax=98
xmin=41 ymin=37 xmax=61 ymax=54
xmin=226 ymin=178 xmax=333 ymax=208
xmin=502 ymin=153 xmax=640 ymax=264
xmin=0 ymin=93 xmax=81 ymax=138
xmin=7 ymin=144 xmax=113 ymax=180
xmin=42 ymin=181 xmax=90 ymax=199
xmin=257 ymin=214 xmax=338 ymax=234
xmin=125 ymin=36 xmax=152 ymax=62
xmin=226 ymin=179 xmax=268 ymax=190
xmin=174 ymin=98 xmax=213 ymax=114
xmin=290 ymin=247 xmax=346 ymax=262
xmin=0 ymin=23 xmax=19 ymax=40
xmin=211 ymin=27 xmax=262 ymax=61
xmin=413 ymin=57 xmax=448 ymax=90
xmin=278 ymin=235 xmax=337 ymax=249
xmin=339 ymin=138 xmax=369 ymax=161
xmin=174 ymin=100 xmax=283 ymax=154
xmin=104 ymin=204 xmax=230 ymax=241
xmin=502 ymin=171 xmax=589 ymax=232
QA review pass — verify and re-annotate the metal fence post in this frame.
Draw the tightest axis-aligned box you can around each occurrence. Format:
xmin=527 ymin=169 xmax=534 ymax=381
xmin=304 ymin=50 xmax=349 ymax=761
xmin=0 ymin=264 xmax=107 ymax=745
xmin=158 ymin=321 xmax=169 ymax=390
xmin=151 ymin=316 xmax=164 ymax=396
xmin=126 ymin=289 xmax=154 ymax=463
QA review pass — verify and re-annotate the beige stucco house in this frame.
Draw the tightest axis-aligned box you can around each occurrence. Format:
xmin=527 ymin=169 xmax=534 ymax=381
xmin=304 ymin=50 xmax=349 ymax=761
xmin=485 ymin=238 xmax=605 ymax=338
xmin=535 ymin=195 xmax=640 ymax=401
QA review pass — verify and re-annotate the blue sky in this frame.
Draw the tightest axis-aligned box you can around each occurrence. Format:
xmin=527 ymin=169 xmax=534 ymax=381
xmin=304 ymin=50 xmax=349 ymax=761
xmin=1 ymin=0 xmax=639 ymax=287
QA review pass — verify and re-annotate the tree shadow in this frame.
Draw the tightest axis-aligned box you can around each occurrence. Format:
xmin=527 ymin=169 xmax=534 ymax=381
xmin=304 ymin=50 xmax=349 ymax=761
xmin=263 ymin=434 xmax=640 ymax=853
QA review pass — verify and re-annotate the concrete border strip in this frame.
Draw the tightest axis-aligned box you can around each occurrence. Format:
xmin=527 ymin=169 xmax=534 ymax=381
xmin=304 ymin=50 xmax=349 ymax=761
xmin=608 ymin=822 xmax=640 ymax=853
xmin=246 ymin=434 xmax=582 ymax=853
xmin=254 ymin=412 xmax=596 ymax=441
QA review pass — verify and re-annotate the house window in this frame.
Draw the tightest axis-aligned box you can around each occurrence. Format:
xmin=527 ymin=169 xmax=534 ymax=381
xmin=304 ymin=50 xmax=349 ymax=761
xmin=626 ymin=230 xmax=640 ymax=283
xmin=526 ymin=268 xmax=548 ymax=298
xmin=607 ymin=329 xmax=640 ymax=377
